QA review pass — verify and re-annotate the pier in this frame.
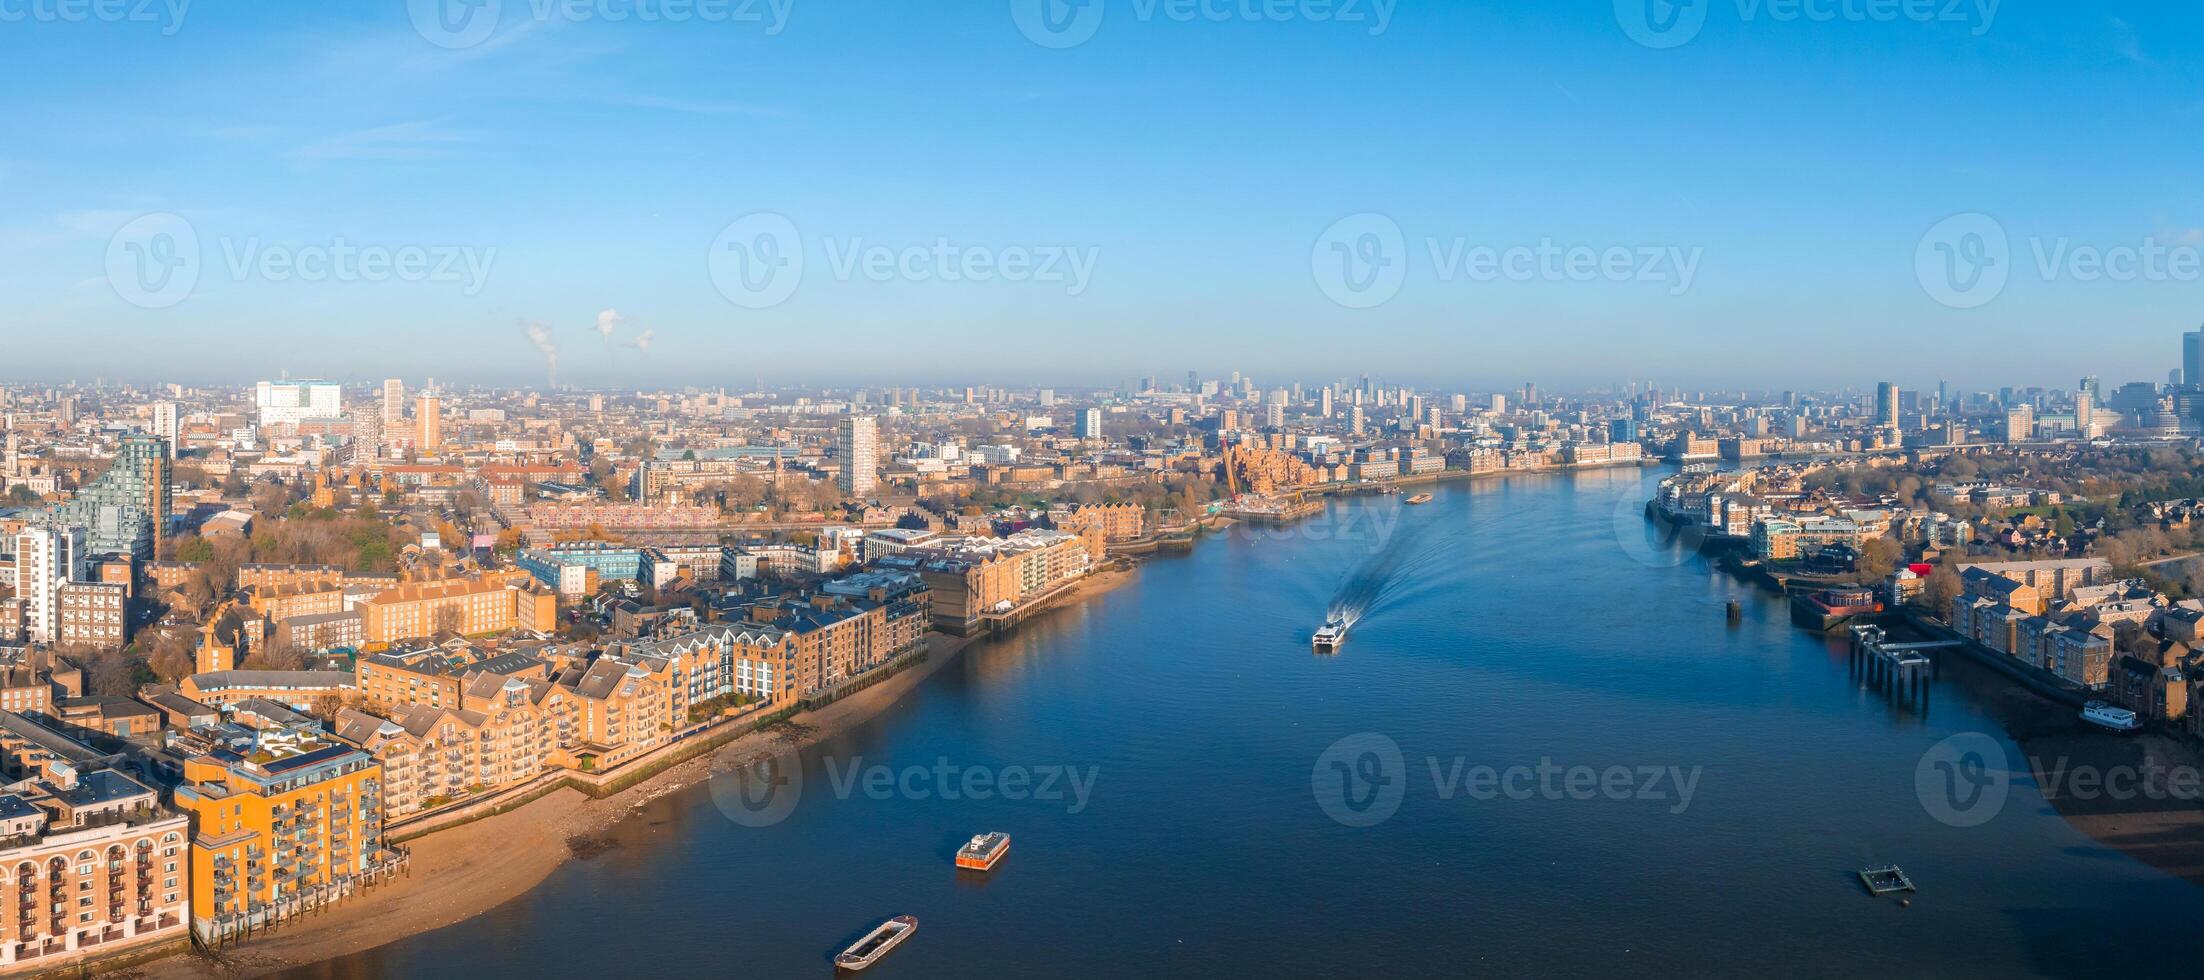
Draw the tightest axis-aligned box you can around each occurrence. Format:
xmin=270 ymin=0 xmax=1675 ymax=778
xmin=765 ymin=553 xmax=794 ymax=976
xmin=1848 ymin=625 xmax=1957 ymax=704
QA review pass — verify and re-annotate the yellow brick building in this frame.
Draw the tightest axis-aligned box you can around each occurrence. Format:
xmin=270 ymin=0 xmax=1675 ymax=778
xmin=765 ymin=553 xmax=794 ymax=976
xmin=173 ymin=731 xmax=399 ymax=943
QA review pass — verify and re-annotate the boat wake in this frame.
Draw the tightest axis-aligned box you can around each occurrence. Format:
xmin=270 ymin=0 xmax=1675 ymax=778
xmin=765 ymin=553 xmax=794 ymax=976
xmin=1324 ymin=517 xmax=1449 ymax=630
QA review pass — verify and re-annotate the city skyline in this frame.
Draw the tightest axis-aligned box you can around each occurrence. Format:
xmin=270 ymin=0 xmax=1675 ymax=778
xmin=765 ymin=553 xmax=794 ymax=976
xmin=6 ymin=4 xmax=2204 ymax=386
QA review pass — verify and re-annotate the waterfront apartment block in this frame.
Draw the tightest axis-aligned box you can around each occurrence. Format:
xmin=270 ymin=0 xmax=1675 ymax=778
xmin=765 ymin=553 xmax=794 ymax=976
xmin=1052 ymin=503 xmax=1146 ymax=543
xmin=334 ymin=671 xmax=583 ymax=819
xmin=872 ymin=529 xmax=1095 ymax=634
xmin=174 ymin=730 xmax=395 ymax=944
xmin=1750 ymin=515 xmax=1869 ymax=562
xmin=0 ymin=765 xmax=190 ymax=972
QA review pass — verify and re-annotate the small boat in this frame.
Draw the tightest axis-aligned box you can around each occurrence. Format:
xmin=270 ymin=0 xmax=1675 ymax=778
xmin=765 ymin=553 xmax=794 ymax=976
xmin=1405 ymin=493 xmax=1433 ymax=505
xmin=836 ymin=915 xmax=917 ymax=971
xmin=956 ymin=832 xmax=1011 ymax=871
xmin=1312 ymin=619 xmax=1347 ymax=653
xmin=2081 ymin=700 xmax=2141 ymax=732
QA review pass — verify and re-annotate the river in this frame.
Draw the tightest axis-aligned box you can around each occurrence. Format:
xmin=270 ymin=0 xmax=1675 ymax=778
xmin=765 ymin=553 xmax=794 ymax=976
xmin=288 ymin=467 xmax=2204 ymax=979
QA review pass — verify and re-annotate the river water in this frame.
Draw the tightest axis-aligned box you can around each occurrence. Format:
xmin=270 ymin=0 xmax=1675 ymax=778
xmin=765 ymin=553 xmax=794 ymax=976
xmin=290 ymin=468 xmax=2204 ymax=979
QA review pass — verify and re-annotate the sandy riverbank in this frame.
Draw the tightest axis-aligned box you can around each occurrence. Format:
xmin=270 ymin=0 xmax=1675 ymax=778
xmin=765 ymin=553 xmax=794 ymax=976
xmin=1979 ymin=684 xmax=2204 ymax=887
xmin=128 ymin=565 xmax=1140 ymax=979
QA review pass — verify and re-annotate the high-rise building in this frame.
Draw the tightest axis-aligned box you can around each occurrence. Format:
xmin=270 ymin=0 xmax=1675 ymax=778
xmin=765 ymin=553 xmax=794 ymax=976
xmin=31 ymin=435 xmax=170 ymax=558
xmin=13 ymin=525 xmax=83 ymax=644
xmin=151 ymin=401 xmax=179 ymax=457
xmin=1319 ymin=388 xmax=1334 ymax=418
xmin=416 ymin=392 xmax=442 ymax=452
xmin=254 ymin=380 xmax=343 ymax=428
xmin=1350 ymin=405 xmax=1366 ymax=436
xmin=381 ymin=378 xmax=406 ymax=424
xmin=1875 ymin=382 xmax=1900 ymax=431
xmin=837 ymin=415 xmax=879 ymax=496
xmin=2004 ymin=404 xmax=2035 ymax=442
xmin=1075 ymin=408 xmax=1103 ymax=440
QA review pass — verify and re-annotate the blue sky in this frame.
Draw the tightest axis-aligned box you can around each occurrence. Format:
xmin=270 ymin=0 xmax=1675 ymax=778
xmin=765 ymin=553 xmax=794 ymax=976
xmin=2 ymin=0 xmax=2201 ymax=392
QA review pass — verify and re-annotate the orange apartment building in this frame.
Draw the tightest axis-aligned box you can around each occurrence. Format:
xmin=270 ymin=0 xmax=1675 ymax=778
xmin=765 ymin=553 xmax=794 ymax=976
xmin=244 ymin=582 xmax=346 ymax=624
xmin=173 ymin=729 xmax=396 ymax=944
xmin=358 ymin=573 xmax=557 ymax=648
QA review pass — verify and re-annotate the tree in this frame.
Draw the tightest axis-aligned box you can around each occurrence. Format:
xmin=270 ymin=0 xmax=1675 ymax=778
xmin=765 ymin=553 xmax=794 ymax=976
xmin=1857 ymin=536 xmax=1903 ymax=582
xmin=1923 ymin=563 xmax=1963 ymax=616
xmin=147 ymin=628 xmax=197 ymax=684
xmin=433 ymin=605 xmax=465 ymax=636
xmin=174 ymin=536 xmax=216 ymax=563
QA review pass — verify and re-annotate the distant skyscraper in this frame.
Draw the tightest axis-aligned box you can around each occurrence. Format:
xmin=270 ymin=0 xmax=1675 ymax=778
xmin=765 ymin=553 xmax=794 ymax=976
xmin=1875 ymin=382 xmax=1900 ymax=431
xmin=837 ymin=415 xmax=879 ymax=495
xmin=417 ymin=392 xmax=442 ymax=451
xmin=382 ymin=378 xmax=406 ymax=424
xmin=1319 ymin=388 xmax=1334 ymax=418
xmin=1349 ymin=406 xmax=1365 ymax=436
xmin=151 ymin=401 xmax=179 ymax=457
xmin=1075 ymin=408 xmax=1102 ymax=440
xmin=2185 ymin=328 xmax=2204 ymax=388
xmin=255 ymin=380 xmax=343 ymax=427
xmin=1039 ymin=389 xmax=1056 ymax=407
